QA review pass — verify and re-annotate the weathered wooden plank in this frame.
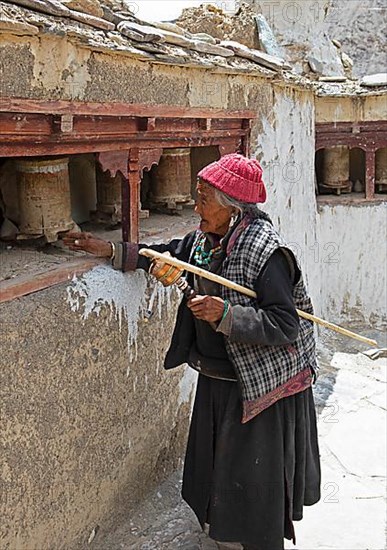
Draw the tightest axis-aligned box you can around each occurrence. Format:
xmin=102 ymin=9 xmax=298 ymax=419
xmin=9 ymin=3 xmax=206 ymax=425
xmin=316 ymin=136 xmax=387 ymax=150
xmin=97 ymin=150 xmax=129 ymax=176
xmin=72 ymin=116 xmax=139 ymax=135
xmin=0 ymin=97 xmax=256 ymax=119
xmin=138 ymin=148 xmax=163 ymax=177
xmin=0 ymin=113 xmax=52 ymax=135
xmin=0 ymin=257 xmax=104 ymax=304
xmin=0 ymin=135 xmax=247 ymax=157
xmin=1 ymin=128 xmax=248 ymax=143
xmin=316 ymin=121 xmax=387 ymax=133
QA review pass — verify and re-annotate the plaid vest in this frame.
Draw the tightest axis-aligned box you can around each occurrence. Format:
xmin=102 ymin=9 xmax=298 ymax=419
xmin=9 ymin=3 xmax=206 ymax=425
xmin=220 ymin=218 xmax=318 ymax=403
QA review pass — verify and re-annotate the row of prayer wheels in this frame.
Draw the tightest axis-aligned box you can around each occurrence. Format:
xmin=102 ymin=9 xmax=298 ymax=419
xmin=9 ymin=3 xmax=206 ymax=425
xmin=13 ymin=147 xmax=387 ymax=240
xmin=319 ymin=146 xmax=387 ymax=195
xmin=13 ymin=148 xmax=194 ymax=241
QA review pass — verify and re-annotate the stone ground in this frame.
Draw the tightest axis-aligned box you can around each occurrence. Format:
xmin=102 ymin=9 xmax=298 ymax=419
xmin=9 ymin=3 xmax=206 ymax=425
xmin=92 ymin=328 xmax=386 ymax=550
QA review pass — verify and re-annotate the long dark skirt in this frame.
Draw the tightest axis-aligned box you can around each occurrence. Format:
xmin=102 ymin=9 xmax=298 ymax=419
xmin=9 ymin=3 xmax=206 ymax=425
xmin=182 ymin=375 xmax=321 ymax=549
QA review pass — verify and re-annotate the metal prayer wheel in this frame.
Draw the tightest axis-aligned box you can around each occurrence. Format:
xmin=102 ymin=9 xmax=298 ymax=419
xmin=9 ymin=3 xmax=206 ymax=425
xmin=16 ymin=157 xmax=74 ymax=242
xmin=96 ymin=169 xmax=122 ymax=223
xmin=150 ymin=148 xmax=191 ymax=210
xmin=149 ymin=260 xmax=183 ymax=287
xmin=376 ymin=148 xmax=387 ymax=192
xmin=322 ymin=146 xmax=352 ymax=195
xmin=149 ymin=259 xmax=195 ymax=298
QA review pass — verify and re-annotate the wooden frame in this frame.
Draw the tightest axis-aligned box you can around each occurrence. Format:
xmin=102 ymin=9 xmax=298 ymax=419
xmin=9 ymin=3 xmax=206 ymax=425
xmin=316 ymin=121 xmax=387 ymax=200
xmin=0 ymin=98 xmax=254 ymax=243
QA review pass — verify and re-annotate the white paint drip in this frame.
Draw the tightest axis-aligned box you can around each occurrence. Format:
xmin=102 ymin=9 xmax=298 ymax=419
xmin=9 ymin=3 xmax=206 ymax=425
xmin=147 ymin=282 xmax=177 ymax=320
xmin=66 ymin=266 xmax=181 ymax=375
xmin=66 ymin=265 xmax=148 ymax=367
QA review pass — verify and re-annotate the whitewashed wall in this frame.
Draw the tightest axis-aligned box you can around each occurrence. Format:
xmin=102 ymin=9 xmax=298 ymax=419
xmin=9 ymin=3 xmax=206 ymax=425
xmin=253 ymin=87 xmax=386 ymax=327
xmin=253 ymin=88 xmax=322 ymax=313
xmin=317 ymin=203 xmax=387 ymax=325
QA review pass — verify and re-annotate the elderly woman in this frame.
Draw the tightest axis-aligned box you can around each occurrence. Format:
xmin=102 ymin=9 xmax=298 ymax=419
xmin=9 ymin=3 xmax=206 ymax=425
xmin=64 ymin=154 xmax=320 ymax=550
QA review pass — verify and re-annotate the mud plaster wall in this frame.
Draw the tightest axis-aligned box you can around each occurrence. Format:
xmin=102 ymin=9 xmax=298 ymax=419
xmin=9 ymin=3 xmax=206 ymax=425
xmin=0 ymin=33 xmax=274 ymax=109
xmin=0 ymin=267 xmax=197 ymax=549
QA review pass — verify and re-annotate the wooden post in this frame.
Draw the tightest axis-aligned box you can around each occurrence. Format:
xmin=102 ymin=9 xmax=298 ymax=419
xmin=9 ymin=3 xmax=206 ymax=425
xmin=365 ymin=149 xmax=376 ymax=199
xmin=240 ymin=119 xmax=251 ymax=156
xmin=127 ymin=147 xmax=140 ymax=243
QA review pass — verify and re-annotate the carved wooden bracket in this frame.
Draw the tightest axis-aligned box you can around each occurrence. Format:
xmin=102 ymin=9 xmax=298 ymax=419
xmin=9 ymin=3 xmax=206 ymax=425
xmin=138 ymin=148 xmax=163 ymax=177
xmin=97 ymin=150 xmax=129 ymax=177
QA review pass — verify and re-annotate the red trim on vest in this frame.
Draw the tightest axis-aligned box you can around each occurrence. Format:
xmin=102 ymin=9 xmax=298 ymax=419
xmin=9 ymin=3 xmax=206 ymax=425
xmin=241 ymin=368 xmax=313 ymax=424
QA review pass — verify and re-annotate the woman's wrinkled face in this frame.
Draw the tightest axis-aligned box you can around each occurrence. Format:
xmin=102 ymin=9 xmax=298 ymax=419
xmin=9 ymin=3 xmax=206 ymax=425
xmin=195 ymin=179 xmax=233 ymax=236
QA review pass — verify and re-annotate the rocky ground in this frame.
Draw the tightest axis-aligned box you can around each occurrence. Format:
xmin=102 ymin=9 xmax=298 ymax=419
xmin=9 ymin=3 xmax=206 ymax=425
xmin=91 ymin=327 xmax=386 ymax=550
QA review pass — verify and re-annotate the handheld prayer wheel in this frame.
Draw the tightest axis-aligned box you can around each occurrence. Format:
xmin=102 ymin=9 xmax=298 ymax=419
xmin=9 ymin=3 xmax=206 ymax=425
xmin=16 ymin=157 xmax=74 ymax=242
xmin=150 ymin=148 xmax=192 ymax=210
xmin=149 ymin=259 xmax=195 ymax=298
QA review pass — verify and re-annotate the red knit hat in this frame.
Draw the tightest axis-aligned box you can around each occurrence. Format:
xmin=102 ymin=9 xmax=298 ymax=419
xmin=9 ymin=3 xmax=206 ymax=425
xmin=198 ymin=153 xmax=267 ymax=204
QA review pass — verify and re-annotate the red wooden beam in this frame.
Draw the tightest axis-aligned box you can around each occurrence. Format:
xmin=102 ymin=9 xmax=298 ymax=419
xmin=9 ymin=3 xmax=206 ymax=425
xmin=0 ymin=97 xmax=256 ymax=120
xmin=316 ymin=121 xmax=387 ymax=133
xmin=0 ymin=257 xmax=104 ymax=304
xmin=0 ymin=114 xmax=248 ymax=138
xmin=0 ymin=135 xmax=245 ymax=157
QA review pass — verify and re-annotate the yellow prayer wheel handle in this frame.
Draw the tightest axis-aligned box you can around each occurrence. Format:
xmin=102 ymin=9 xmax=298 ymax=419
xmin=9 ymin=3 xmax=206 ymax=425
xmin=149 ymin=260 xmax=183 ymax=287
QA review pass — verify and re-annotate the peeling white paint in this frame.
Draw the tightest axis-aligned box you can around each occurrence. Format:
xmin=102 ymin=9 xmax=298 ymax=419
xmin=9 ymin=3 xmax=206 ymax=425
xmin=255 ymin=89 xmax=386 ymax=327
xmin=31 ymin=36 xmax=91 ymax=99
xmin=147 ymin=283 xmax=177 ymax=320
xmin=66 ymin=266 xmax=182 ymax=375
xmin=254 ymin=90 xmax=321 ymax=309
xmin=66 ymin=265 xmax=148 ymax=364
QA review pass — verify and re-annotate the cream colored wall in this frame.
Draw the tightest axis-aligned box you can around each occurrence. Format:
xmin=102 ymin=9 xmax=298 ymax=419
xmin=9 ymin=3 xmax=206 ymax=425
xmin=316 ymin=94 xmax=387 ymax=123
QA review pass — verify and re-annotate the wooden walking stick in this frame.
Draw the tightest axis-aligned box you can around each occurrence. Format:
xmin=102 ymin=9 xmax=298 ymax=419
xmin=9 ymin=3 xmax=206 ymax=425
xmin=139 ymin=248 xmax=379 ymax=348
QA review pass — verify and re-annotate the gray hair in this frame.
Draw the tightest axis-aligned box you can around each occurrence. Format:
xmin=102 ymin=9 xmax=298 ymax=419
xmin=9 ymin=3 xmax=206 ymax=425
xmin=213 ymin=187 xmax=273 ymax=224
xmin=214 ymin=188 xmax=256 ymax=216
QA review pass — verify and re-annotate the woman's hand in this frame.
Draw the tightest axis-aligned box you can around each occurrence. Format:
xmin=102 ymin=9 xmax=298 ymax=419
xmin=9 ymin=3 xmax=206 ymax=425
xmin=187 ymin=295 xmax=225 ymax=323
xmin=62 ymin=232 xmax=112 ymax=258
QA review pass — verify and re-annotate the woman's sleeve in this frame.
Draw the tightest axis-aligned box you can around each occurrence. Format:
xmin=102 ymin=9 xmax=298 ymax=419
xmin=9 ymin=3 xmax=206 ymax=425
xmin=111 ymin=231 xmax=197 ymax=272
xmin=217 ymin=248 xmax=300 ymax=346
